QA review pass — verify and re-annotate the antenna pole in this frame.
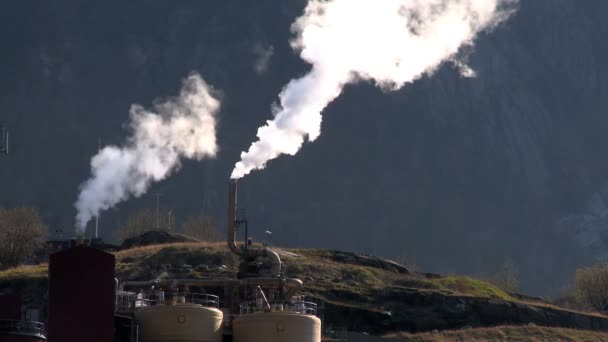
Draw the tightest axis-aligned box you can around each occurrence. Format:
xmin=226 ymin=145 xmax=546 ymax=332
xmin=95 ymin=137 xmax=101 ymax=238
xmin=0 ymin=125 xmax=8 ymax=155
xmin=154 ymin=192 xmax=162 ymax=229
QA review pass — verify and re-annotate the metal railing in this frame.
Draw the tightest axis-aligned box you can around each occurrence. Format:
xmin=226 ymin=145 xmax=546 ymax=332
xmin=239 ymin=300 xmax=317 ymax=315
xmin=116 ymin=291 xmax=220 ymax=312
xmin=116 ymin=291 xmax=137 ymax=312
xmin=0 ymin=319 xmax=46 ymax=338
xmin=323 ymin=325 xmax=348 ymax=341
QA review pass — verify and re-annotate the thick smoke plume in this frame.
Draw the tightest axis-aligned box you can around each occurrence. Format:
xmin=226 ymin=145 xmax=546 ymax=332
xmin=75 ymin=73 xmax=219 ymax=230
xmin=232 ymin=0 xmax=517 ymax=179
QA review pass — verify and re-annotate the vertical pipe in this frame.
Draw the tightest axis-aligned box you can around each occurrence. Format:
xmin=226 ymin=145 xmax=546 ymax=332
xmin=227 ymin=179 xmax=241 ymax=255
xmin=256 ymin=286 xmax=271 ymax=312
xmin=95 ymin=138 xmax=100 ymax=238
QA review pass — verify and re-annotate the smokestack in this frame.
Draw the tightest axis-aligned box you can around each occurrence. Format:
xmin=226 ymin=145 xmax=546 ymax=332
xmin=226 ymin=179 xmax=282 ymax=276
xmin=227 ymin=179 xmax=241 ymax=256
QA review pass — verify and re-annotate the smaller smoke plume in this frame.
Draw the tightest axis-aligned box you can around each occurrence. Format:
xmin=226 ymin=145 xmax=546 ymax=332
xmin=75 ymin=73 xmax=220 ymax=231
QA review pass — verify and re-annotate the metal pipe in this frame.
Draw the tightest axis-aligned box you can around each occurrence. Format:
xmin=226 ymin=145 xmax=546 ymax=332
xmin=120 ymin=278 xmax=240 ymax=292
xmin=227 ymin=179 xmax=241 ymax=256
xmin=121 ymin=277 xmax=296 ymax=292
xmin=264 ymin=249 xmax=282 ymax=277
xmin=285 ymin=278 xmax=303 ymax=299
xmin=240 ymin=277 xmax=303 ymax=298
xmin=256 ymin=286 xmax=272 ymax=312
xmin=114 ymin=278 xmax=119 ymax=312
xmin=119 ymin=280 xmax=159 ymax=291
xmin=239 ymin=277 xmax=283 ymax=288
xmin=226 ymin=179 xmax=282 ymax=276
xmin=174 ymin=279 xmax=241 ymax=288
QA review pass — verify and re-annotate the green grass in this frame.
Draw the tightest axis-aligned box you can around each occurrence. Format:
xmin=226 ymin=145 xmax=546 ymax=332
xmin=386 ymin=325 xmax=608 ymax=341
xmin=0 ymin=246 xmax=536 ymax=305
xmin=2 ymin=242 xmax=607 ymax=341
xmin=432 ymin=276 xmax=514 ymax=301
xmin=0 ymin=264 xmax=48 ymax=279
xmin=0 ymin=244 xmax=579 ymax=317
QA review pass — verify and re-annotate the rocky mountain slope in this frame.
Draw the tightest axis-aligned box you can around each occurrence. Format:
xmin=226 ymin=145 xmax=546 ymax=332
xmin=1 ymin=1 xmax=608 ymax=295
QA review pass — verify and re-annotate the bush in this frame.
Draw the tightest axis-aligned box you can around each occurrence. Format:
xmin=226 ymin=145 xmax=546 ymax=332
xmin=115 ymin=208 xmax=174 ymax=241
xmin=179 ymin=216 xmax=221 ymax=242
xmin=0 ymin=207 xmax=46 ymax=268
xmin=574 ymin=262 xmax=608 ymax=313
xmin=487 ymin=258 xmax=520 ymax=293
xmin=552 ymin=286 xmax=583 ymax=311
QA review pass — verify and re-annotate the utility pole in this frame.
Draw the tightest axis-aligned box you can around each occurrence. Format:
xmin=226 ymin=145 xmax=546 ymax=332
xmin=94 ymin=137 xmax=101 ymax=238
xmin=154 ymin=192 xmax=162 ymax=229
xmin=167 ymin=209 xmax=172 ymax=230
xmin=0 ymin=125 xmax=8 ymax=155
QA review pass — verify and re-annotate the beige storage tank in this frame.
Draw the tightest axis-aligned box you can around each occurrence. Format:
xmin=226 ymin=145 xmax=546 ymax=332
xmin=135 ymin=303 xmax=223 ymax=342
xmin=233 ymin=311 xmax=321 ymax=342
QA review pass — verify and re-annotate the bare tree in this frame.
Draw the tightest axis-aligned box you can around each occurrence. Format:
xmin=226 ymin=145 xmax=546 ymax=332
xmin=488 ymin=258 xmax=520 ymax=293
xmin=115 ymin=208 xmax=174 ymax=241
xmin=394 ymin=252 xmax=417 ymax=272
xmin=575 ymin=262 xmax=608 ymax=313
xmin=180 ymin=215 xmax=221 ymax=242
xmin=0 ymin=207 xmax=46 ymax=268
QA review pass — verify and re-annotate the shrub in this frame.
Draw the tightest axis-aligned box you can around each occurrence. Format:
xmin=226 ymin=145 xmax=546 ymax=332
xmin=115 ymin=208 xmax=174 ymax=241
xmin=179 ymin=215 xmax=221 ymax=242
xmin=574 ymin=262 xmax=608 ymax=313
xmin=487 ymin=258 xmax=520 ymax=293
xmin=0 ymin=207 xmax=46 ymax=268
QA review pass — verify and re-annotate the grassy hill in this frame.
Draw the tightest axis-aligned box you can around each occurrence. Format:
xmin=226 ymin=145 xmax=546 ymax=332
xmin=2 ymin=241 xmax=608 ymax=340
xmin=385 ymin=325 xmax=608 ymax=341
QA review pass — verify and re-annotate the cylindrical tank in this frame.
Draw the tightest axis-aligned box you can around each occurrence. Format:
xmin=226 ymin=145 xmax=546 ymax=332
xmin=233 ymin=312 xmax=321 ymax=342
xmin=0 ymin=320 xmax=46 ymax=342
xmin=135 ymin=303 xmax=223 ymax=342
xmin=0 ymin=335 xmax=45 ymax=342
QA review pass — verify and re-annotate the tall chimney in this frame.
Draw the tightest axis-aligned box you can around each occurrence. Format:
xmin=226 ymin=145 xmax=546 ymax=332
xmin=227 ymin=179 xmax=241 ymax=255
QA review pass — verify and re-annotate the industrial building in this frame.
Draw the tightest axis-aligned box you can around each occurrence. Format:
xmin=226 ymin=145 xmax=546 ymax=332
xmin=1 ymin=180 xmax=337 ymax=342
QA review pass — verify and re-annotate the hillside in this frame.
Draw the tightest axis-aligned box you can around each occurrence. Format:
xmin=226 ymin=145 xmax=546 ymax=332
xmin=2 ymin=241 xmax=608 ymax=339
xmin=384 ymin=326 xmax=608 ymax=342
xmin=2 ymin=1 xmax=608 ymax=296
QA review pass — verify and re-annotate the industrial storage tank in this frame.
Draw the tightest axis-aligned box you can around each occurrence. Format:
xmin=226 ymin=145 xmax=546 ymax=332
xmin=0 ymin=320 xmax=46 ymax=342
xmin=48 ymin=246 xmax=115 ymax=342
xmin=233 ymin=301 xmax=321 ymax=342
xmin=134 ymin=295 xmax=223 ymax=342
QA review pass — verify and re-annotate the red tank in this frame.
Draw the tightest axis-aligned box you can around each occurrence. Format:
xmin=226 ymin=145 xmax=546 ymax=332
xmin=0 ymin=295 xmax=21 ymax=320
xmin=48 ymin=246 xmax=115 ymax=342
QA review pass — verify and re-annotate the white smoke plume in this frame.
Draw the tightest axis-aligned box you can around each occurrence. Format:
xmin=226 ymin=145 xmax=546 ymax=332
xmin=75 ymin=73 xmax=220 ymax=230
xmin=232 ymin=0 xmax=517 ymax=179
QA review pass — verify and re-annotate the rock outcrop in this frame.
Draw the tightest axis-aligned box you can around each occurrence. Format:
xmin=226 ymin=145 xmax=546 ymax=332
xmin=119 ymin=231 xmax=198 ymax=250
xmin=323 ymin=287 xmax=608 ymax=335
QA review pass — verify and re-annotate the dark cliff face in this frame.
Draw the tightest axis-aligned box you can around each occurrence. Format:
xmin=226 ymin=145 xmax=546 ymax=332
xmin=1 ymin=1 xmax=607 ymax=294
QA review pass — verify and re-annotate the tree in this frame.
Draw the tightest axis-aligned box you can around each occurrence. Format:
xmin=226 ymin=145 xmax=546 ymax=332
xmin=115 ymin=208 xmax=175 ymax=241
xmin=179 ymin=215 xmax=222 ymax=242
xmin=552 ymin=286 xmax=583 ymax=311
xmin=488 ymin=258 xmax=520 ymax=293
xmin=574 ymin=262 xmax=608 ymax=313
xmin=394 ymin=252 xmax=418 ymax=272
xmin=0 ymin=207 xmax=46 ymax=268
